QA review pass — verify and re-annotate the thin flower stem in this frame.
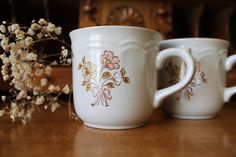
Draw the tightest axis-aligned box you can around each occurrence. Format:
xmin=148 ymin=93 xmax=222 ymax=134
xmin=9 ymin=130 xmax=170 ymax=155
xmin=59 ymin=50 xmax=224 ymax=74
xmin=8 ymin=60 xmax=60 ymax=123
xmin=56 ymin=92 xmax=62 ymax=98
xmin=34 ymin=37 xmax=71 ymax=48
xmin=42 ymin=52 xmax=71 ymax=59
xmin=99 ymin=67 xmax=105 ymax=82
xmin=101 ymin=77 xmax=115 ymax=87
xmin=43 ymin=53 xmax=61 ymax=59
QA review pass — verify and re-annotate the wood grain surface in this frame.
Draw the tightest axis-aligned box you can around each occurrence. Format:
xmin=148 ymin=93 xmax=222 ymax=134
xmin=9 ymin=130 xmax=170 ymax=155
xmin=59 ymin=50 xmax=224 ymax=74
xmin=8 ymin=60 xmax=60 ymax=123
xmin=1 ymin=101 xmax=236 ymax=157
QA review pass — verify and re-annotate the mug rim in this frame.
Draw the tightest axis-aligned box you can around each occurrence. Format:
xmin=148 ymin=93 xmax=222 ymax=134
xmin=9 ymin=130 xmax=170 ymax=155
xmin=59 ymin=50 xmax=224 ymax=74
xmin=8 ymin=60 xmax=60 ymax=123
xmin=69 ymin=25 xmax=160 ymax=37
xmin=160 ymin=37 xmax=229 ymax=45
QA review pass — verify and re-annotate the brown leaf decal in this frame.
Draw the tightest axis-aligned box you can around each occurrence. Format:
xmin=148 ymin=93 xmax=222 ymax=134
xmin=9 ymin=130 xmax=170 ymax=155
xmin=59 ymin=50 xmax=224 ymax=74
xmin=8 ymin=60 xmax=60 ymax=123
xmin=111 ymin=77 xmax=116 ymax=81
xmin=82 ymin=56 xmax=86 ymax=64
xmin=78 ymin=63 xmax=83 ymax=70
xmin=190 ymin=82 xmax=196 ymax=87
xmin=201 ymin=71 xmax=205 ymax=77
xmin=201 ymin=71 xmax=207 ymax=83
xmin=123 ymin=77 xmax=130 ymax=83
xmin=106 ymin=82 xmax=115 ymax=88
xmin=86 ymin=84 xmax=91 ymax=91
xmin=102 ymin=71 xmax=111 ymax=79
xmin=120 ymin=67 xmax=126 ymax=76
xmin=82 ymin=81 xmax=87 ymax=86
xmin=166 ymin=60 xmax=207 ymax=101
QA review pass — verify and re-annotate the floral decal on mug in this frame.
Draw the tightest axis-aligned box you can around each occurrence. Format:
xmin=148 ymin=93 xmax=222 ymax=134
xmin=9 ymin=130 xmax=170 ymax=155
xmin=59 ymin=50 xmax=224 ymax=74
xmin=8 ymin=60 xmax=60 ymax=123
xmin=165 ymin=60 xmax=207 ymax=100
xmin=78 ymin=50 xmax=130 ymax=106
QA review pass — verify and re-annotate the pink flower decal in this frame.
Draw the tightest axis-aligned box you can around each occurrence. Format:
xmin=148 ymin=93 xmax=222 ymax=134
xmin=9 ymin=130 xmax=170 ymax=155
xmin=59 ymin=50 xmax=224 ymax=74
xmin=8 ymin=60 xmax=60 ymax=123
xmin=78 ymin=50 xmax=130 ymax=107
xmin=100 ymin=50 xmax=120 ymax=70
xmin=165 ymin=60 xmax=207 ymax=101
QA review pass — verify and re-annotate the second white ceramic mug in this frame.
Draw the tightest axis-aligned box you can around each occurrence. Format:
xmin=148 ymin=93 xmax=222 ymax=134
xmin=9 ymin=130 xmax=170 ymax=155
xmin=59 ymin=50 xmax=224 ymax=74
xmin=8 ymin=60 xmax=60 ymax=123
xmin=70 ymin=26 xmax=195 ymax=129
xmin=160 ymin=38 xmax=236 ymax=119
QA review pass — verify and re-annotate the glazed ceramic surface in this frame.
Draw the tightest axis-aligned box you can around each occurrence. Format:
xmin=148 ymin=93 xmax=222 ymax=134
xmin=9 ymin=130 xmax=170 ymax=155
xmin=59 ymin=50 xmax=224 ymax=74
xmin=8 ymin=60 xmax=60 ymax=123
xmin=160 ymin=38 xmax=236 ymax=119
xmin=70 ymin=26 xmax=195 ymax=129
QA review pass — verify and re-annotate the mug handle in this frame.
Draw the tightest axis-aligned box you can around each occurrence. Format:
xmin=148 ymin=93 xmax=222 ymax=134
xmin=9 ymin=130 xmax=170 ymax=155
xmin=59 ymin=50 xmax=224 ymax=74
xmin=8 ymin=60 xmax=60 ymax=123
xmin=153 ymin=48 xmax=195 ymax=108
xmin=224 ymin=54 xmax=236 ymax=102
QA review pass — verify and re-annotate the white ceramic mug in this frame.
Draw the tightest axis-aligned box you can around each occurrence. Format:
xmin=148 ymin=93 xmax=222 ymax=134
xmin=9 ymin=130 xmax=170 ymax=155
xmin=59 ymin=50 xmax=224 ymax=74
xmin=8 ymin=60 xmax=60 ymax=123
xmin=159 ymin=38 xmax=236 ymax=119
xmin=70 ymin=26 xmax=195 ymax=129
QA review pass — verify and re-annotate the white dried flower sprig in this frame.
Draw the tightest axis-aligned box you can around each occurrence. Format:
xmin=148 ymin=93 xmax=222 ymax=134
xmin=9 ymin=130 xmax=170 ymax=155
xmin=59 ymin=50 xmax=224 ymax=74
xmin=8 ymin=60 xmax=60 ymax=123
xmin=0 ymin=18 xmax=74 ymax=124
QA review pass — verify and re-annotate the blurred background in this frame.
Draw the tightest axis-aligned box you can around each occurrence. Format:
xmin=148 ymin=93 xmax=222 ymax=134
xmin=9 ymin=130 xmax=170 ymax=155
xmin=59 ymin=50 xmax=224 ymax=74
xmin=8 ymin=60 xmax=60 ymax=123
xmin=0 ymin=0 xmax=235 ymax=46
xmin=0 ymin=0 xmax=236 ymax=94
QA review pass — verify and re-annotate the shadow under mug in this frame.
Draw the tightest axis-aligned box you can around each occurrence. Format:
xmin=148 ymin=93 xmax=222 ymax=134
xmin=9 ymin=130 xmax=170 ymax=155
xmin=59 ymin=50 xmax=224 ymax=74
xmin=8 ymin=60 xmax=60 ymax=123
xmin=160 ymin=38 xmax=236 ymax=119
xmin=70 ymin=26 xmax=195 ymax=129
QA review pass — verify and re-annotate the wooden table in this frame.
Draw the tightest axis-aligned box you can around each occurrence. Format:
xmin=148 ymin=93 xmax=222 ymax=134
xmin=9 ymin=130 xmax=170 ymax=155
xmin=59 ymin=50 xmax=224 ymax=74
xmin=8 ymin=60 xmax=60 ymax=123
xmin=1 ymin=101 xmax=236 ymax=157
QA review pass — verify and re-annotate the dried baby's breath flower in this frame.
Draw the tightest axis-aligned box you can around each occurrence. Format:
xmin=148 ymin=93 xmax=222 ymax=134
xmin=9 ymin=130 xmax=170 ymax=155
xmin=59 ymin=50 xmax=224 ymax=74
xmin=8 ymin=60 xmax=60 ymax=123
xmin=36 ymin=32 xmax=43 ymax=39
xmin=0 ymin=25 xmax=6 ymax=33
xmin=44 ymin=105 xmax=48 ymax=110
xmin=60 ymin=47 xmax=71 ymax=65
xmin=15 ymin=29 xmax=25 ymax=40
xmin=35 ymin=96 xmax=45 ymax=105
xmin=21 ymin=119 xmax=27 ymax=124
xmin=1 ymin=37 xmax=9 ymax=50
xmin=27 ymin=28 xmax=35 ymax=36
xmin=51 ymin=60 xmax=58 ymax=65
xmin=48 ymin=85 xmax=55 ymax=93
xmin=40 ymin=78 xmax=48 ymax=87
xmin=25 ymin=106 xmax=34 ymax=120
xmin=54 ymin=85 xmax=61 ymax=92
xmin=18 ymin=109 xmax=25 ymax=118
xmin=10 ymin=103 xmax=19 ymax=121
xmin=33 ymin=86 xmax=41 ymax=95
xmin=26 ymin=53 xmax=38 ymax=61
xmin=67 ymin=58 xmax=72 ymax=64
xmin=55 ymin=27 xmax=62 ymax=35
xmin=3 ymin=75 xmax=9 ymax=81
xmin=0 ymin=110 xmax=5 ymax=116
xmin=16 ymin=90 xmax=27 ymax=100
xmin=31 ymin=23 xmax=41 ymax=31
xmin=2 ymin=57 xmax=10 ymax=64
xmin=1 ymin=96 xmax=6 ymax=101
xmin=25 ymin=36 xmax=33 ymax=46
xmin=27 ymin=96 xmax=31 ymax=100
xmin=0 ymin=19 xmax=74 ymax=124
xmin=51 ymin=102 xmax=60 ymax=112
xmin=62 ymin=49 xmax=68 ymax=57
xmin=35 ymin=68 xmax=44 ymax=76
xmin=8 ymin=24 xmax=19 ymax=32
xmin=46 ymin=23 xmax=55 ymax=32
xmin=45 ymin=65 xmax=52 ymax=75
xmin=63 ymin=85 xmax=70 ymax=94
xmin=38 ymin=18 xmax=47 ymax=25
xmin=0 ymin=33 xmax=5 ymax=39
